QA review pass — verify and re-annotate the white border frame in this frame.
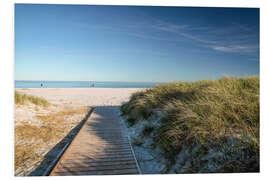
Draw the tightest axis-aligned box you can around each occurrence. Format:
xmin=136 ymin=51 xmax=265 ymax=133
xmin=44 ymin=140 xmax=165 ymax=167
xmin=1 ymin=0 xmax=268 ymax=180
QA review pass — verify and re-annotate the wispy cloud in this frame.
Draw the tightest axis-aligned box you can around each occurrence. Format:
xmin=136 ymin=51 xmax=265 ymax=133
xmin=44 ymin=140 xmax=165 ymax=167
xmin=147 ymin=20 xmax=259 ymax=54
xmin=71 ymin=17 xmax=259 ymax=54
xmin=208 ymin=45 xmax=259 ymax=53
xmin=231 ymin=22 xmax=254 ymax=32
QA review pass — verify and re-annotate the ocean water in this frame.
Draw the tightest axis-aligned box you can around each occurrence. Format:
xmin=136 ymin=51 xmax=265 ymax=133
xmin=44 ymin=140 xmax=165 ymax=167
xmin=15 ymin=81 xmax=161 ymax=88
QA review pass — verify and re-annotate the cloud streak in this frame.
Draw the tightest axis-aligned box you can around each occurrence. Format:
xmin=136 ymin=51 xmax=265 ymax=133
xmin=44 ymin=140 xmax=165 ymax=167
xmin=71 ymin=16 xmax=259 ymax=54
xmin=148 ymin=20 xmax=259 ymax=53
xmin=208 ymin=45 xmax=259 ymax=53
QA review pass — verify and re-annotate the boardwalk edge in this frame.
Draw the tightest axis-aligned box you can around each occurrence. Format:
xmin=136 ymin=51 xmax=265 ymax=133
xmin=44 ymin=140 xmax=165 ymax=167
xmin=42 ymin=107 xmax=95 ymax=176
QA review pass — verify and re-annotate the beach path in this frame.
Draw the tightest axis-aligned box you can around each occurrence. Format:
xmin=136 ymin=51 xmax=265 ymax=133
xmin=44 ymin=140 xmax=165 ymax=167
xmin=50 ymin=106 xmax=140 ymax=176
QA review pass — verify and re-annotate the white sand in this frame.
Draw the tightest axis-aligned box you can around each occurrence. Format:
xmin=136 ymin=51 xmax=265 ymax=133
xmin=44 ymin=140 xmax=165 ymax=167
xmin=16 ymin=88 xmax=144 ymax=107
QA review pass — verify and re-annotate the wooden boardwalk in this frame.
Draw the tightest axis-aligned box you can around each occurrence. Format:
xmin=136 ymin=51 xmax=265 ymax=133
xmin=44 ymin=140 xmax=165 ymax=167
xmin=50 ymin=106 xmax=140 ymax=176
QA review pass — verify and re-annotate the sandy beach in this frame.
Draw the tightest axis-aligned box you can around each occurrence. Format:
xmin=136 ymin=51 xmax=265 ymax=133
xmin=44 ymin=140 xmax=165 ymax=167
xmin=14 ymin=88 xmax=144 ymax=175
xmin=16 ymin=88 xmax=143 ymax=107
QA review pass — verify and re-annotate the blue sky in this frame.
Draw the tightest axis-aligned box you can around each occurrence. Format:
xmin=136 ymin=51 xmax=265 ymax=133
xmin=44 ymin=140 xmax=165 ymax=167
xmin=15 ymin=4 xmax=259 ymax=82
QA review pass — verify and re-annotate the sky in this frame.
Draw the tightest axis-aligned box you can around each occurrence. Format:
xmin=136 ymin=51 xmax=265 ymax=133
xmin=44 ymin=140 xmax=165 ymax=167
xmin=15 ymin=4 xmax=259 ymax=82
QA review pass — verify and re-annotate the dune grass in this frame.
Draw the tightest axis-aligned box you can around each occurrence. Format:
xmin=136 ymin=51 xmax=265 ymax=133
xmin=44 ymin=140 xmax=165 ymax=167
xmin=15 ymin=91 xmax=50 ymax=107
xmin=121 ymin=76 xmax=259 ymax=172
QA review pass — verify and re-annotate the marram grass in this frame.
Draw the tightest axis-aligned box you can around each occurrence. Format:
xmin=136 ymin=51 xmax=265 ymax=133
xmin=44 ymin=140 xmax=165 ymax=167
xmin=15 ymin=91 xmax=50 ymax=107
xmin=121 ymin=76 xmax=259 ymax=172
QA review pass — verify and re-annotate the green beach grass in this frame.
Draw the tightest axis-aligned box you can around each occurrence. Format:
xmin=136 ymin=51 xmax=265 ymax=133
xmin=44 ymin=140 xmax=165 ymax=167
xmin=15 ymin=91 xmax=50 ymax=107
xmin=121 ymin=76 xmax=259 ymax=173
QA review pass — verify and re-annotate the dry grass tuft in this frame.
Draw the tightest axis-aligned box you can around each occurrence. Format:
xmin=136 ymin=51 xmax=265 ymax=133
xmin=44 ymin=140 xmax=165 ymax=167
xmin=14 ymin=106 xmax=89 ymax=172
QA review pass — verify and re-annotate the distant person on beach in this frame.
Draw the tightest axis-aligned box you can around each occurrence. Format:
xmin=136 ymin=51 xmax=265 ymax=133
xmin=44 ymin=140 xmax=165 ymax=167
xmin=90 ymin=83 xmax=94 ymax=87
xmin=40 ymin=83 xmax=43 ymax=88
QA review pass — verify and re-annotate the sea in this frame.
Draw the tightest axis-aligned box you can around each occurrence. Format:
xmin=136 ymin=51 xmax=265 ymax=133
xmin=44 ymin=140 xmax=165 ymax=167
xmin=15 ymin=80 xmax=162 ymax=88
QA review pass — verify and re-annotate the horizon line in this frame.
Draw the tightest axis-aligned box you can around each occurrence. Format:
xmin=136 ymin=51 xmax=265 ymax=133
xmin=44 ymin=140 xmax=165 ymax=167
xmin=14 ymin=79 xmax=169 ymax=83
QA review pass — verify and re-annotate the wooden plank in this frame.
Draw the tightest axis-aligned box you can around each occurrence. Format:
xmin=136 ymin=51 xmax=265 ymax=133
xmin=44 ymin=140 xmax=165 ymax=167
xmin=50 ymin=107 xmax=139 ymax=176
xmin=59 ymin=160 xmax=136 ymax=167
xmin=70 ymin=146 xmax=131 ymax=151
xmin=53 ymin=168 xmax=139 ymax=176
xmin=63 ymin=154 xmax=135 ymax=160
xmin=61 ymin=157 xmax=137 ymax=163
xmin=54 ymin=164 xmax=138 ymax=173
xmin=68 ymin=150 xmax=133 ymax=155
